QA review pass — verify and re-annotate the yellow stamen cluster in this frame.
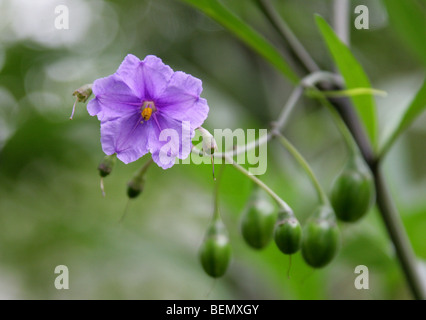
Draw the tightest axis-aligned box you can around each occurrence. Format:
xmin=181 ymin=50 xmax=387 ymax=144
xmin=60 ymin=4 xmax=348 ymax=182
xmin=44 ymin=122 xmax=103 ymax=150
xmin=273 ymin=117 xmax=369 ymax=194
xmin=142 ymin=107 xmax=152 ymax=121
xmin=141 ymin=101 xmax=156 ymax=121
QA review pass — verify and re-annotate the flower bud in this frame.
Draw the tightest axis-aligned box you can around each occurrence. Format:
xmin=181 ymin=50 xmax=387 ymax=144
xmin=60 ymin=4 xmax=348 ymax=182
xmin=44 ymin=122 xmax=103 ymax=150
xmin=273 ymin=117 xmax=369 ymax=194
xmin=70 ymin=84 xmax=93 ymax=119
xmin=331 ymin=157 xmax=375 ymax=222
xmin=274 ymin=210 xmax=302 ymax=255
xmin=98 ymin=154 xmax=116 ymax=177
xmin=73 ymin=84 xmax=93 ymax=103
xmin=199 ymin=218 xmax=231 ymax=278
xmin=240 ymin=188 xmax=277 ymax=249
xmin=127 ymin=176 xmax=144 ymax=199
xmin=97 ymin=154 xmax=116 ymax=197
xmin=198 ymin=127 xmax=217 ymax=155
xmin=301 ymin=206 xmax=340 ymax=268
xmin=126 ymin=158 xmax=153 ymax=199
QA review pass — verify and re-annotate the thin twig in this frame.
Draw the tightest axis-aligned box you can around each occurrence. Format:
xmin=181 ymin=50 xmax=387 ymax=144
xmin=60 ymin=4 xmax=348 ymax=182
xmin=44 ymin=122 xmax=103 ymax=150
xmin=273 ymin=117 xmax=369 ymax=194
xmin=333 ymin=0 xmax=350 ymax=46
xmin=329 ymin=0 xmax=424 ymax=299
xmin=225 ymin=155 xmax=292 ymax=213
xmin=213 ymin=73 xmax=335 ymax=159
xmin=274 ymin=132 xmax=329 ymax=206
xmin=257 ymin=0 xmax=320 ymax=73
xmin=372 ymin=165 xmax=426 ymax=299
xmin=213 ymin=164 xmax=225 ymax=218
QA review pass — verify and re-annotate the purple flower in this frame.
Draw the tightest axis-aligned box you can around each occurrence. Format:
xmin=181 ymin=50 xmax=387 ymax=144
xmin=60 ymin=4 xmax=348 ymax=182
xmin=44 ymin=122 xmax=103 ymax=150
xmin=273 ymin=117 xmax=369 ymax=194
xmin=87 ymin=54 xmax=209 ymax=169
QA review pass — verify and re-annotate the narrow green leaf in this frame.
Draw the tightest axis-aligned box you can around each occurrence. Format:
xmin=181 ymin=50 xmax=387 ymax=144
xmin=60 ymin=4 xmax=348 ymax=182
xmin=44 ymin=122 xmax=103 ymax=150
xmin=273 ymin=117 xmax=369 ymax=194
xmin=380 ymin=79 xmax=426 ymax=157
xmin=306 ymin=88 xmax=387 ymax=99
xmin=315 ymin=15 xmax=377 ymax=147
xmin=383 ymin=0 xmax=426 ymax=66
xmin=180 ymin=0 xmax=299 ymax=84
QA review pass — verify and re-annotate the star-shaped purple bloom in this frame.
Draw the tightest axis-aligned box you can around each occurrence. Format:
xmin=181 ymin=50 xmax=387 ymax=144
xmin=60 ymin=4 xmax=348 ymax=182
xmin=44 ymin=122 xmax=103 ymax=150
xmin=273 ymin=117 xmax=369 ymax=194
xmin=87 ymin=54 xmax=209 ymax=169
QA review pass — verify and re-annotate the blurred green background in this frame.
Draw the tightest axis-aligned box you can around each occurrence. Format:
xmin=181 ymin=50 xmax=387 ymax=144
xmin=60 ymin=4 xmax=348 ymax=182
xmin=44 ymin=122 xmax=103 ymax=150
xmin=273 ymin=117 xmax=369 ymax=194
xmin=0 ymin=0 xmax=425 ymax=299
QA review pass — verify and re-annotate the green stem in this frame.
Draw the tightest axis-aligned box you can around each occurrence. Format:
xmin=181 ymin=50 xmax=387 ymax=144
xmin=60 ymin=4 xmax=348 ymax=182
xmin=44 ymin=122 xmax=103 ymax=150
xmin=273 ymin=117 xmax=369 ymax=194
xmin=307 ymin=88 xmax=387 ymax=98
xmin=212 ymin=72 xmax=337 ymax=159
xmin=372 ymin=164 xmax=426 ymax=299
xmin=305 ymin=86 xmax=360 ymax=158
xmin=274 ymin=86 xmax=303 ymax=130
xmin=332 ymin=4 xmax=424 ymax=296
xmin=225 ymin=155 xmax=292 ymax=213
xmin=275 ymin=133 xmax=329 ymax=206
xmin=301 ymin=71 xmax=343 ymax=88
xmin=135 ymin=157 xmax=154 ymax=179
xmin=213 ymin=164 xmax=225 ymax=220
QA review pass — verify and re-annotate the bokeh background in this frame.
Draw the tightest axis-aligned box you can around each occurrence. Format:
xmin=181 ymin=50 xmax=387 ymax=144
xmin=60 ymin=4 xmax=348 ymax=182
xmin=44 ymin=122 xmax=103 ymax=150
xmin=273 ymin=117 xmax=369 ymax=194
xmin=0 ymin=0 xmax=425 ymax=299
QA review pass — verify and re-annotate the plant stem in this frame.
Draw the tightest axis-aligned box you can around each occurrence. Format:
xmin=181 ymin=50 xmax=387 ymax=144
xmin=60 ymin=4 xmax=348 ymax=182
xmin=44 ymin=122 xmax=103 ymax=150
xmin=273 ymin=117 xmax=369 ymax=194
xmin=331 ymin=0 xmax=424 ymax=297
xmin=208 ymin=86 xmax=303 ymax=159
xmin=333 ymin=0 xmax=424 ymax=299
xmin=329 ymin=96 xmax=376 ymax=163
xmin=372 ymin=164 xmax=426 ymax=299
xmin=323 ymin=75 xmax=425 ymax=301
xmin=213 ymin=73 xmax=334 ymax=159
xmin=275 ymin=133 xmax=329 ymax=206
xmin=257 ymin=0 xmax=424 ymax=298
xmin=307 ymin=88 xmax=387 ymax=98
xmin=307 ymin=87 xmax=360 ymax=157
xmin=257 ymin=0 xmax=320 ymax=73
xmin=274 ymin=86 xmax=303 ymax=130
xmin=333 ymin=0 xmax=350 ymax=45
xmin=135 ymin=157 xmax=153 ymax=178
xmin=213 ymin=164 xmax=225 ymax=219
xmin=225 ymin=155 xmax=292 ymax=213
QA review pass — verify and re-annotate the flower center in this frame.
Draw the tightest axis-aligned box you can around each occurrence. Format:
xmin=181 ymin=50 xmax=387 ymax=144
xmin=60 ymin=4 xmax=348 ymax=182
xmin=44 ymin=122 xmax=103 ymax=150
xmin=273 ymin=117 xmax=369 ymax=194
xmin=141 ymin=101 xmax=156 ymax=121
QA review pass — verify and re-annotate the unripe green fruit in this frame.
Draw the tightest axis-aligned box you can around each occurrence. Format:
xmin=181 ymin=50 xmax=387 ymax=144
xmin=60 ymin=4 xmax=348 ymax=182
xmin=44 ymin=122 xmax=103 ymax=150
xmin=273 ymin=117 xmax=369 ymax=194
xmin=331 ymin=157 xmax=375 ymax=222
xmin=302 ymin=206 xmax=340 ymax=268
xmin=199 ymin=219 xmax=231 ymax=278
xmin=127 ymin=177 xmax=144 ymax=198
xmin=240 ymin=189 xmax=277 ymax=249
xmin=98 ymin=155 xmax=116 ymax=177
xmin=274 ymin=212 xmax=302 ymax=254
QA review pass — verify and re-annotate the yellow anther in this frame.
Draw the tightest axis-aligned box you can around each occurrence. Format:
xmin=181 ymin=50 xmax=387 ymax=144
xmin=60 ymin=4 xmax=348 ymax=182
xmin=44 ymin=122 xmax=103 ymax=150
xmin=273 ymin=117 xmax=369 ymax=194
xmin=142 ymin=107 xmax=152 ymax=121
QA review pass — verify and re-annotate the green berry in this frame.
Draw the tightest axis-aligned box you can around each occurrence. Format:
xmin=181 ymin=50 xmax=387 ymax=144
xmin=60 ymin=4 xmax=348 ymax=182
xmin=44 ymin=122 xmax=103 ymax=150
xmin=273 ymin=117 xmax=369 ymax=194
xmin=199 ymin=218 xmax=231 ymax=278
xmin=301 ymin=206 xmax=340 ymax=268
xmin=127 ymin=177 xmax=144 ymax=198
xmin=240 ymin=189 xmax=277 ymax=249
xmin=331 ymin=157 xmax=375 ymax=222
xmin=274 ymin=211 xmax=302 ymax=255
xmin=98 ymin=154 xmax=116 ymax=177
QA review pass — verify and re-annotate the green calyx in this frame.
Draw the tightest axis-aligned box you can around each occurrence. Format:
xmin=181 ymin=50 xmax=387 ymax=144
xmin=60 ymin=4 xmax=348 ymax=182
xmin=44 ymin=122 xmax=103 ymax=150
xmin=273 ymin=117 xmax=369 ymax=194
xmin=98 ymin=154 xmax=116 ymax=177
xmin=240 ymin=189 xmax=277 ymax=249
xmin=127 ymin=177 xmax=144 ymax=198
xmin=301 ymin=206 xmax=341 ymax=268
xmin=73 ymin=84 xmax=93 ymax=103
xmin=199 ymin=217 xmax=232 ymax=278
xmin=274 ymin=210 xmax=302 ymax=255
xmin=126 ymin=158 xmax=153 ymax=199
xmin=331 ymin=156 xmax=375 ymax=222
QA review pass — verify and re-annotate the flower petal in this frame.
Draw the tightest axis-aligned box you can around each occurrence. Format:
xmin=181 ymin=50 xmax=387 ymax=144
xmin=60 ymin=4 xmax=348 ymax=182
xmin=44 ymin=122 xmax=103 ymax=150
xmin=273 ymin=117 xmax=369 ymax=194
xmin=89 ymin=54 xmax=209 ymax=167
xmin=147 ymin=113 xmax=193 ymax=169
xmin=88 ymin=74 xmax=141 ymax=122
xmin=116 ymin=54 xmax=174 ymax=100
xmin=114 ymin=54 xmax=145 ymax=99
xmin=156 ymin=71 xmax=209 ymax=130
xmin=100 ymin=112 xmax=150 ymax=164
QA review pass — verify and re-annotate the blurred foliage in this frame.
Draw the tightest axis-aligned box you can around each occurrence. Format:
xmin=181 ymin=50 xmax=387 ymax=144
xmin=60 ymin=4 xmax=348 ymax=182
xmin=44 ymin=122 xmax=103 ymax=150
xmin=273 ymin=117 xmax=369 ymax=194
xmin=0 ymin=0 xmax=425 ymax=299
xmin=315 ymin=15 xmax=378 ymax=146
